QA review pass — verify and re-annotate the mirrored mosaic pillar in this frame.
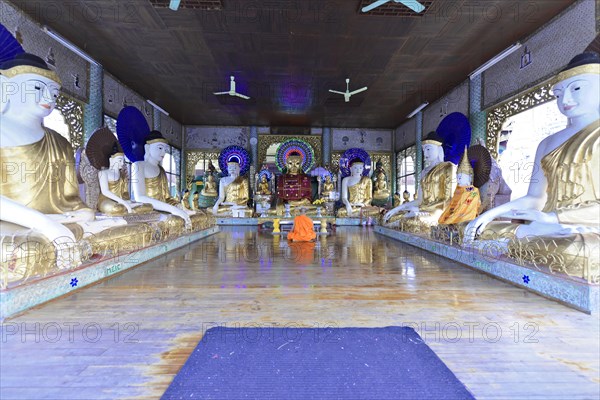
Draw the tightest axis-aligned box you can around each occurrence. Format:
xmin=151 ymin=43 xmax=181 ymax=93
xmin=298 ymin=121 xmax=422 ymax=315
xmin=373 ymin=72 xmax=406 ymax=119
xmin=322 ymin=127 xmax=332 ymax=165
xmin=415 ymin=112 xmax=423 ymax=193
xmin=83 ymin=63 xmax=103 ymax=143
xmin=469 ymin=74 xmax=486 ymax=146
xmin=250 ymin=126 xmax=258 ymax=171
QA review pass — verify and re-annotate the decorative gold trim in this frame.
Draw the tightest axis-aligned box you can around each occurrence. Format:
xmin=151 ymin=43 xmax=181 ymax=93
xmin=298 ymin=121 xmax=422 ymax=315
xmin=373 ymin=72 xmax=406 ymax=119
xmin=552 ymin=64 xmax=600 ymax=86
xmin=185 ymin=151 xmax=220 ymax=177
xmin=422 ymin=140 xmax=442 ymax=146
xmin=147 ymin=138 xmax=168 ymax=144
xmin=258 ymin=135 xmax=322 ymax=166
xmin=486 ymin=80 xmax=555 ymax=159
xmin=55 ymin=93 xmax=84 ymax=149
xmin=0 ymin=65 xmax=61 ymax=84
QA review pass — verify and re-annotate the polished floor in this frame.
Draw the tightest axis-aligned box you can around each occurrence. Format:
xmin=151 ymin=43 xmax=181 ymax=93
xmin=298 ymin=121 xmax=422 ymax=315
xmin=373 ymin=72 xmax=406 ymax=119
xmin=1 ymin=227 xmax=599 ymax=399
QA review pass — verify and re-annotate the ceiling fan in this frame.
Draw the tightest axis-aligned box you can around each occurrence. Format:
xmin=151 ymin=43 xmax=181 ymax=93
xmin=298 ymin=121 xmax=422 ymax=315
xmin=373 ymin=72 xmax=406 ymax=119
xmin=328 ymin=79 xmax=368 ymax=103
xmin=361 ymin=0 xmax=425 ymax=13
xmin=214 ymin=76 xmax=251 ymax=100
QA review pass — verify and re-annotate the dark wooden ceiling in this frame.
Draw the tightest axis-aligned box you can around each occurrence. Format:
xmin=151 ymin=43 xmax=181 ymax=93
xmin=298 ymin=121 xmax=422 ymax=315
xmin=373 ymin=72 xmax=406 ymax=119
xmin=12 ymin=0 xmax=577 ymax=128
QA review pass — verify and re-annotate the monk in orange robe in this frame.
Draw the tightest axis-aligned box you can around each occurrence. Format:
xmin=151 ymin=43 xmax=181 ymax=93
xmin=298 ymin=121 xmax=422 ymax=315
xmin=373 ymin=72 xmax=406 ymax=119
xmin=287 ymin=207 xmax=317 ymax=242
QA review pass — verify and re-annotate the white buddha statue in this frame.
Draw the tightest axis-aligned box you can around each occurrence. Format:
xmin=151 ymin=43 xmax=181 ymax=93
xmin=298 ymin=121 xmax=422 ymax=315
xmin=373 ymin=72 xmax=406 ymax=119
xmin=464 ymin=51 xmax=600 ymax=270
xmin=212 ymin=158 xmax=251 ymax=216
xmin=130 ymin=131 xmax=192 ymax=227
xmin=0 ymin=53 xmax=127 ymax=270
xmin=384 ymin=131 xmax=456 ymax=227
xmin=338 ymin=159 xmax=378 ymax=217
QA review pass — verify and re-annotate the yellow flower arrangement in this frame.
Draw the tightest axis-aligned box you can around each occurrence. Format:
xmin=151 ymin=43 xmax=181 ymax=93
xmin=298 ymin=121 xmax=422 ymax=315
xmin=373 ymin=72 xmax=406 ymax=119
xmin=312 ymin=198 xmax=326 ymax=205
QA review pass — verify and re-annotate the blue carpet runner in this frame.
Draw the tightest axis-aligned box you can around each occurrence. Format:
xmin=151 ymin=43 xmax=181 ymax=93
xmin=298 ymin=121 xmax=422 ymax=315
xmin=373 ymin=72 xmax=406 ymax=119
xmin=162 ymin=326 xmax=475 ymax=399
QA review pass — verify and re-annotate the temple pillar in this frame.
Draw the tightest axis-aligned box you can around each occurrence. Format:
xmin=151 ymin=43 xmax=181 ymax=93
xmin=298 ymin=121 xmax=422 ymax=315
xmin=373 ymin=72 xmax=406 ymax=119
xmin=469 ymin=74 xmax=487 ymax=145
xmin=83 ymin=63 xmax=103 ymax=143
xmin=391 ymin=130 xmax=397 ymax=195
xmin=181 ymin=125 xmax=187 ymax=192
xmin=322 ymin=127 xmax=332 ymax=165
xmin=415 ymin=112 xmax=423 ymax=193
xmin=250 ymin=126 xmax=258 ymax=170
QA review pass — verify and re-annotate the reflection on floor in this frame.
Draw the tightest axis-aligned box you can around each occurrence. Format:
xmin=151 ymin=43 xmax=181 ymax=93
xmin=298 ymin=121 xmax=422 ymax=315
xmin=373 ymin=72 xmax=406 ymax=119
xmin=1 ymin=227 xmax=599 ymax=399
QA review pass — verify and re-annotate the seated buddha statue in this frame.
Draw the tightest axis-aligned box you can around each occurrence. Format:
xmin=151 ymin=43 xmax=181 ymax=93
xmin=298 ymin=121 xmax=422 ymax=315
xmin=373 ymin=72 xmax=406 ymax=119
xmin=372 ymin=159 xmax=391 ymax=206
xmin=257 ymin=175 xmax=272 ymax=195
xmin=276 ymin=152 xmax=316 ymax=213
xmin=130 ymin=131 xmax=193 ymax=227
xmin=337 ymin=159 xmax=380 ymax=217
xmin=197 ymin=172 xmax=218 ymax=209
xmin=438 ymin=147 xmax=481 ymax=225
xmin=464 ymin=52 xmax=599 ymax=279
xmin=0 ymin=53 xmax=143 ymax=273
xmin=96 ymin=144 xmax=153 ymax=216
xmin=384 ymin=131 xmax=456 ymax=229
xmin=181 ymin=190 xmax=192 ymax=210
xmin=321 ymin=175 xmax=335 ymax=199
xmin=211 ymin=158 xmax=251 ymax=216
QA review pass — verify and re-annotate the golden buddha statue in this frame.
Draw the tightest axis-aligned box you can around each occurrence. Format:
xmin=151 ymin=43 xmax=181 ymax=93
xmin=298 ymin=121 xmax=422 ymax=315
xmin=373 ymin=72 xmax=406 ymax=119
xmin=393 ymin=192 xmax=402 ymax=207
xmin=257 ymin=175 xmax=272 ymax=195
xmin=191 ymin=191 xmax=200 ymax=211
xmin=212 ymin=158 xmax=251 ymax=216
xmin=181 ymin=190 xmax=192 ymax=210
xmin=276 ymin=152 xmax=316 ymax=215
xmin=321 ymin=175 xmax=335 ymax=199
xmin=372 ymin=159 xmax=391 ymax=207
xmin=384 ymin=131 xmax=456 ymax=230
xmin=464 ymin=52 xmax=600 ymax=280
xmin=337 ymin=159 xmax=380 ymax=217
xmin=201 ymin=174 xmax=218 ymax=197
xmin=198 ymin=171 xmax=218 ymax=208
xmin=438 ymin=147 xmax=481 ymax=225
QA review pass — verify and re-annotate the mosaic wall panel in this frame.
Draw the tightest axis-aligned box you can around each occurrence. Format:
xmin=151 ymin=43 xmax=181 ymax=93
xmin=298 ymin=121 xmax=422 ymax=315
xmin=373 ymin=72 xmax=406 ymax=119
xmin=482 ymin=0 xmax=596 ymax=109
xmin=423 ymin=80 xmax=469 ymax=136
xmin=332 ymin=128 xmax=393 ymax=152
xmin=395 ymin=118 xmax=417 ymax=152
xmin=186 ymin=126 xmax=249 ymax=150
xmin=258 ymin=135 xmax=322 ymax=166
xmin=0 ymin=2 xmax=89 ymax=103
xmin=103 ymin=72 xmax=152 ymax=127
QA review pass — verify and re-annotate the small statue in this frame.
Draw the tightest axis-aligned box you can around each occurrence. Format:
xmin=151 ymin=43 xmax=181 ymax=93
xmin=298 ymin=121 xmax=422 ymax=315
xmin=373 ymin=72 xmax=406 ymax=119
xmin=383 ymin=131 xmax=456 ymax=229
xmin=393 ymin=192 xmax=402 ymax=207
xmin=191 ymin=191 xmax=200 ymax=211
xmin=181 ymin=190 xmax=192 ymax=210
xmin=403 ymin=191 xmax=411 ymax=204
xmin=201 ymin=173 xmax=218 ymax=196
xmin=438 ymin=147 xmax=481 ymax=225
xmin=321 ymin=175 xmax=335 ymax=199
xmin=372 ymin=159 xmax=390 ymax=206
xmin=257 ymin=174 xmax=271 ymax=195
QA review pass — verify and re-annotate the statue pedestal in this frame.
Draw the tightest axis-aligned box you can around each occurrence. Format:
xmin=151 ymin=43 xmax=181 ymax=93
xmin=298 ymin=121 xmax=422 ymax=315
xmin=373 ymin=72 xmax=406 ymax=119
xmin=375 ymin=226 xmax=599 ymax=314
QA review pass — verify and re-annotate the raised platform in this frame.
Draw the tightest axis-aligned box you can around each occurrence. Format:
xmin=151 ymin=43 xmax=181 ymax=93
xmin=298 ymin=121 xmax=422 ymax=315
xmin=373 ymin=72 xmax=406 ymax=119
xmin=0 ymin=226 xmax=220 ymax=320
xmin=375 ymin=226 xmax=599 ymax=314
xmin=216 ymin=217 xmax=369 ymax=226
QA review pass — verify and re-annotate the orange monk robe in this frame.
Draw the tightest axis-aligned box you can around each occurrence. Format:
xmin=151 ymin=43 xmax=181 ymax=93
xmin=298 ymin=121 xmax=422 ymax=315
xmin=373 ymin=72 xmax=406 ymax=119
xmin=287 ymin=214 xmax=317 ymax=242
xmin=438 ymin=185 xmax=481 ymax=225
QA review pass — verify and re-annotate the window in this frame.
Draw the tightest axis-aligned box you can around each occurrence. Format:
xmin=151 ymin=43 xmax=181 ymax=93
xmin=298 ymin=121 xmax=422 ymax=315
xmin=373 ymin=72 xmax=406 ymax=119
xmin=162 ymin=145 xmax=182 ymax=198
xmin=497 ymin=101 xmax=568 ymax=200
xmin=396 ymin=146 xmax=416 ymax=199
